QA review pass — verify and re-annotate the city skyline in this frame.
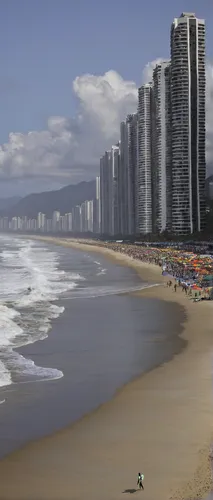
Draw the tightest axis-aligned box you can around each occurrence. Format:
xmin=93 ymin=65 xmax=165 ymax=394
xmin=99 ymin=12 xmax=206 ymax=237
xmin=0 ymin=9 xmax=210 ymax=238
xmin=0 ymin=3 xmax=212 ymax=198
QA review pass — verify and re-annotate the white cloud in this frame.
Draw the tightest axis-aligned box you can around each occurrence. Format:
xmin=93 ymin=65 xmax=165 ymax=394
xmin=0 ymin=70 xmax=137 ymax=186
xmin=0 ymin=61 xmax=213 ymax=193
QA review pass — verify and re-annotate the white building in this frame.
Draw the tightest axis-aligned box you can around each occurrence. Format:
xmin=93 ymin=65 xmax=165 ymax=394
xmin=72 ymin=205 xmax=82 ymax=232
xmin=87 ymin=200 xmax=94 ymax=232
xmin=37 ymin=212 xmax=46 ymax=230
xmin=64 ymin=213 xmax=72 ymax=231
xmin=137 ymin=83 xmax=153 ymax=234
xmin=94 ymin=176 xmax=101 ymax=233
xmin=100 ymin=151 xmax=112 ymax=235
xmin=52 ymin=211 xmax=60 ymax=232
xmin=171 ymin=13 xmax=206 ymax=234
xmin=152 ymin=61 xmax=172 ymax=233
xmin=111 ymin=145 xmax=120 ymax=235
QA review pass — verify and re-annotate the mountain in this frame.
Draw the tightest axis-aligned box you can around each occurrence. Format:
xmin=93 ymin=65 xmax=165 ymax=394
xmin=2 ymin=180 xmax=96 ymax=218
xmin=0 ymin=196 xmax=22 ymax=211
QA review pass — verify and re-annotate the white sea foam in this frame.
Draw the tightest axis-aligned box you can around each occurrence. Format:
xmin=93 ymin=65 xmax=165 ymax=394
xmin=0 ymin=235 xmax=84 ymax=392
xmin=64 ymin=282 xmax=160 ymax=299
xmin=97 ymin=267 xmax=107 ymax=276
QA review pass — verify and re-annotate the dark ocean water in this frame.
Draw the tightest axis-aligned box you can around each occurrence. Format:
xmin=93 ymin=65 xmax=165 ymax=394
xmin=0 ymin=236 xmax=186 ymax=458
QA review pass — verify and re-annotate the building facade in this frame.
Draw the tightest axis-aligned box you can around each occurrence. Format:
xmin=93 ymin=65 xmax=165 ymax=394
xmin=171 ymin=12 xmax=206 ymax=235
xmin=152 ymin=61 xmax=172 ymax=233
xmin=111 ymin=145 xmax=120 ymax=235
xmin=137 ymin=83 xmax=153 ymax=234
xmin=94 ymin=176 xmax=101 ymax=233
xmin=100 ymin=151 xmax=112 ymax=235
xmin=119 ymin=122 xmax=129 ymax=235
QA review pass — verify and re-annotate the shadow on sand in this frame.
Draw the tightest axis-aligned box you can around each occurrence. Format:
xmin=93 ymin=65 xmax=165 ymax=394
xmin=122 ymin=489 xmax=138 ymax=494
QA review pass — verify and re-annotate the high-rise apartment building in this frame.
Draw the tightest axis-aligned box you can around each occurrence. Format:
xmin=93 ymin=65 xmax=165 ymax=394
xmin=111 ymin=145 xmax=120 ymax=235
xmin=120 ymin=121 xmax=129 ymax=235
xmin=94 ymin=176 xmax=101 ymax=233
xmin=52 ymin=211 xmax=60 ymax=232
xmin=137 ymin=83 xmax=153 ymax=234
xmin=152 ymin=61 xmax=172 ymax=233
xmin=171 ymin=12 xmax=206 ymax=234
xmin=119 ymin=115 xmax=138 ymax=235
xmin=127 ymin=114 xmax=138 ymax=235
xmin=72 ymin=205 xmax=82 ymax=232
xmin=100 ymin=151 xmax=112 ymax=235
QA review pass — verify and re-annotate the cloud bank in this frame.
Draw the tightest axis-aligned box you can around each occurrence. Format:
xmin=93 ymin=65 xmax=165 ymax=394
xmin=0 ymin=70 xmax=137 ymax=188
xmin=0 ymin=61 xmax=213 ymax=194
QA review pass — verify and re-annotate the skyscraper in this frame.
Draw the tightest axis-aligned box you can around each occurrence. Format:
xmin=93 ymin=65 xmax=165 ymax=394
xmin=120 ymin=121 xmax=129 ymax=235
xmin=119 ymin=115 xmax=138 ymax=235
xmin=111 ymin=145 xmax=120 ymax=235
xmin=171 ymin=12 xmax=206 ymax=235
xmin=100 ymin=151 xmax=112 ymax=235
xmin=152 ymin=61 xmax=172 ymax=233
xmin=94 ymin=176 xmax=101 ymax=233
xmin=137 ymin=83 xmax=153 ymax=234
xmin=126 ymin=114 xmax=138 ymax=235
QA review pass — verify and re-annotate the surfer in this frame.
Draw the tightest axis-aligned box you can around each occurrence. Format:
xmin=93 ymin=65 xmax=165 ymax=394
xmin=137 ymin=472 xmax=144 ymax=490
xmin=27 ymin=287 xmax=32 ymax=292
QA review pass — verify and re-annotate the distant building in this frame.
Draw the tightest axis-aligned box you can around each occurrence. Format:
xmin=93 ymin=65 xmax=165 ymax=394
xmin=37 ymin=212 xmax=46 ymax=231
xmin=52 ymin=211 xmax=60 ymax=232
xmin=64 ymin=213 xmax=72 ymax=231
xmin=72 ymin=205 xmax=82 ymax=232
xmin=87 ymin=200 xmax=94 ymax=232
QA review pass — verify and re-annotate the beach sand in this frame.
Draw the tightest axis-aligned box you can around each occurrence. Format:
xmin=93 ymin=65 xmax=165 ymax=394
xmin=0 ymin=236 xmax=213 ymax=500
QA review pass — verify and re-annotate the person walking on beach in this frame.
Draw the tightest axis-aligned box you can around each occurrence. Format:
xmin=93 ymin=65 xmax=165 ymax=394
xmin=137 ymin=473 xmax=144 ymax=490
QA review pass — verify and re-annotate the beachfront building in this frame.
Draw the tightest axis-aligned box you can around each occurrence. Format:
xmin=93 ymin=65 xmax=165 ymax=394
xmin=119 ymin=115 xmax=138 ymax=235
xmin=72 ymin=205 xmax=82 ymax=232
xmin=171 ymin=12 xmax=206 ymax=235
xmin=64 ymin=212 xmax=72 ymax=232
xmin=137 ymin=83 xmax=153 ymax=234
xmin=152 ymin=61 xmax=172 ymax=233
xmin=111 ymin=145 xmax=120 ymax=236
xmin=119 ymin=121 xmax=129 ymax=235
xmin=37 ymin=212 xmax=46 ymax=231
xmin=86 ymin=200 xmax=94 ymax=233
xmin=100 ymin=151 xmax=112 ymax=235
xmin=52 ymin=211 xmax=60 ymax=232
xmin=126 ymin=114 xmax=138 ymax=235
xmin=94 ymin=176 xmax=101 ymax=233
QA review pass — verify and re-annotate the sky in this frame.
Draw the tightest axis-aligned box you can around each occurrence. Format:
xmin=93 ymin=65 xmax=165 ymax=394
xmin=0 ymin=0 xmax=212 ymax=197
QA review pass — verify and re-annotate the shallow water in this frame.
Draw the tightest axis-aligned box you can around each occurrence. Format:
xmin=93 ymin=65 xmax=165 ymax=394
xmin=0 ymin=237 xmax=186 ymax=458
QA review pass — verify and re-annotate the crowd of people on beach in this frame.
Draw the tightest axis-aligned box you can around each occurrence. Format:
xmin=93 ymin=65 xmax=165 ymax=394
xmin=78 ymin=239 xmax=213 ymax=301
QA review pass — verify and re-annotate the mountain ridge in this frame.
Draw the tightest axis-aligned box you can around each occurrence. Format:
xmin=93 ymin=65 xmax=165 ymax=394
xmin=1 ymin=180 xmax=96 ymax=218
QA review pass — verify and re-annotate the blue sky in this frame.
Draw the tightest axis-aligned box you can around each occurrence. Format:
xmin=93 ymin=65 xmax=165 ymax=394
xmin=1 ymin=0 xmax=212 ymax=141
xmin=0 ymin=0 xmax=212 ymax=196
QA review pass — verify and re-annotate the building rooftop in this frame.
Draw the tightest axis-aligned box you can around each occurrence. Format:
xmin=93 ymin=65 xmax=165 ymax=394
xmin=180 ymin=12 xmax=196 ymax=18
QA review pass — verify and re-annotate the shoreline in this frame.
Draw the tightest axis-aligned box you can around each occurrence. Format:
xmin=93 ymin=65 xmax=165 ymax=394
xmin=0 ymin=236 xmax=212 ymax=499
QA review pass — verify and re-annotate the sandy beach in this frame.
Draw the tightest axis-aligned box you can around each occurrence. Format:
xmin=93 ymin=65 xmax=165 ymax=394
xmin=0 ymin=236 xmax=213 ymax=500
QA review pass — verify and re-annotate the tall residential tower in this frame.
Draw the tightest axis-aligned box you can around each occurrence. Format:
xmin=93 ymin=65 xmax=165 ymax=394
xmin=171 ymin=12 xmax=206 ymax=234
xmin=152 ymin=61 xmax=172 ymax=233
xmin=137 ymin=83 xmax=153 ymax=234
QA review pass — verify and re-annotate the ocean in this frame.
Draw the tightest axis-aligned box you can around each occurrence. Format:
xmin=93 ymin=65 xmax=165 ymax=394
xmin=0 ymin=235 xmax=186 ymax=458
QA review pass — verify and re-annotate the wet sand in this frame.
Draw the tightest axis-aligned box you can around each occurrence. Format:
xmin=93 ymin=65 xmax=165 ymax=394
xmin=0 ymin=237 xmax=213 ymax=500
